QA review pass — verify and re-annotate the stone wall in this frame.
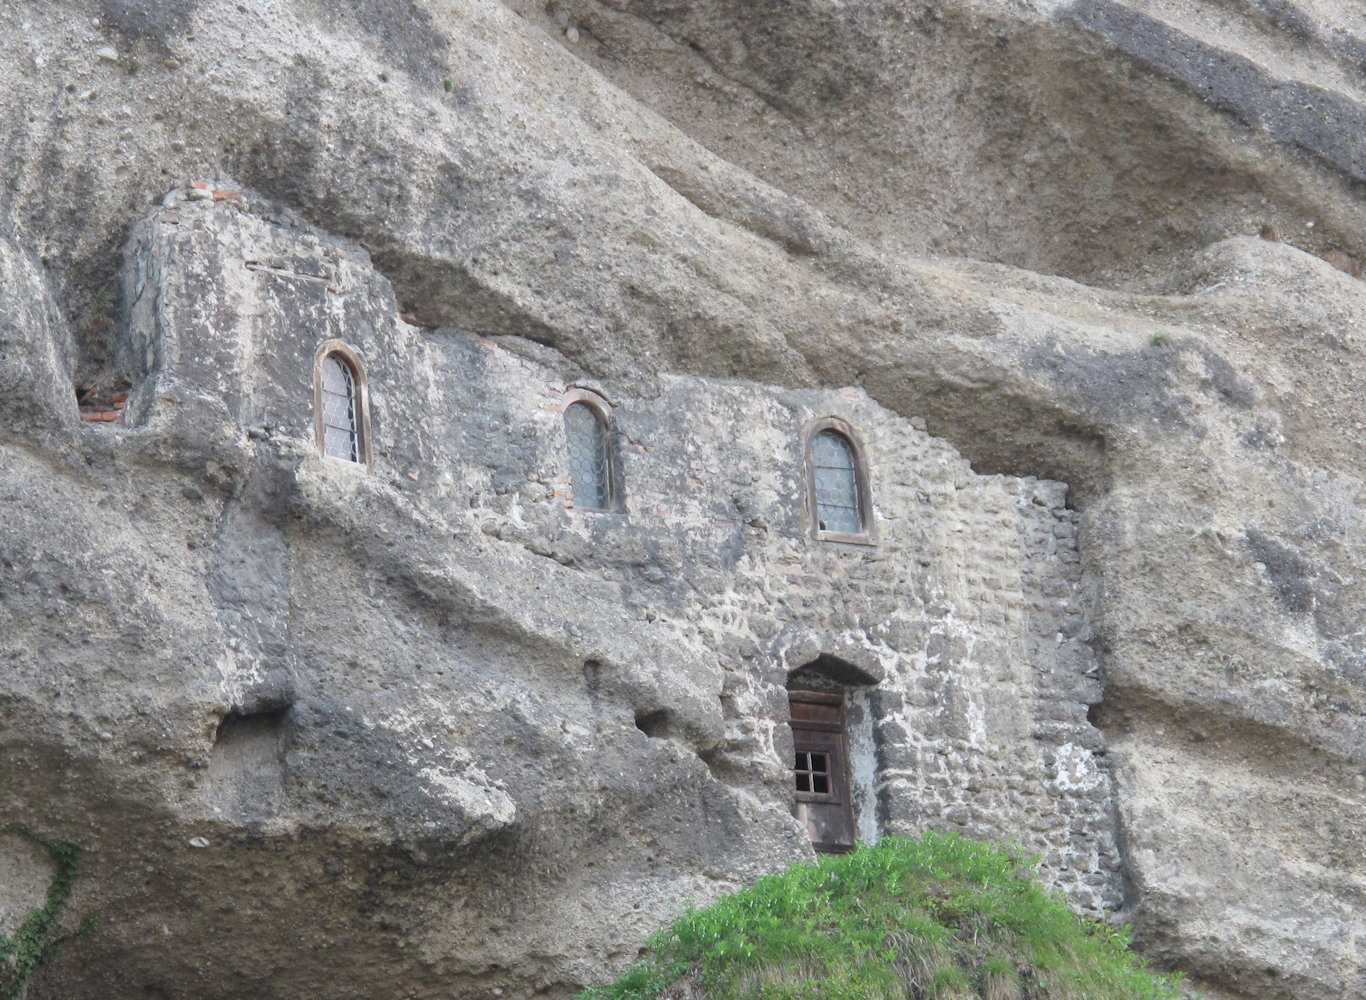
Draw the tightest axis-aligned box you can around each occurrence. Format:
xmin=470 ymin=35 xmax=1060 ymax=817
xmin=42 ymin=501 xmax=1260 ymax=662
xmin=127 ymin=190 xmax=1121 ymax=911
xmin=0 ymin=187 xmax=1126 ymax=996
xmin=7 ymin=2 xmax=1366 ymax=997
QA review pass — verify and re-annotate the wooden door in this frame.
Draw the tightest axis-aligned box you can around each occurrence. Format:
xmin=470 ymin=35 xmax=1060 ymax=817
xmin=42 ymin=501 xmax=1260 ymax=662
xmin=788 ymin=691 xmax=856 ymax=853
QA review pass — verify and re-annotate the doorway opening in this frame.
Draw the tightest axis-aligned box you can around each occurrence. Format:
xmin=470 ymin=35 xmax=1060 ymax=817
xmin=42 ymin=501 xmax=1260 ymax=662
xmin=788 ymin=689 xmax=856 ymax=853
xmin=786 ymin=655 xmax=880 ymax=854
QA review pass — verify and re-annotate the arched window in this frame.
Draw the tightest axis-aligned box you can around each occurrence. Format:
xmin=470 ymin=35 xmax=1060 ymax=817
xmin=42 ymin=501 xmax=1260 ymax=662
xmin=321 ymin=355 xmax=358 ymax=461
xmin=313 ymin=341 xmax=371 ymax=468
xmin=806 ymin=419 xmax=871 ymax=542
xmin=563 ymin=390 xmax=615 ymax=511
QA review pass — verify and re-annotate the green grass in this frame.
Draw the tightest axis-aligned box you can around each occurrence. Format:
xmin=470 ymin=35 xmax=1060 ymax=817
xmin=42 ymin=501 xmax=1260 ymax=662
xmin=581 ymin=833 xmax=1184 ymax=1000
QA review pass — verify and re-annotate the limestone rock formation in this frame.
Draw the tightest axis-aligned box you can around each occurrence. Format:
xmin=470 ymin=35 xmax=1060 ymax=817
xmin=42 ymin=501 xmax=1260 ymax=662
xmin=1 ymin=2 xmax=1365 ymax=999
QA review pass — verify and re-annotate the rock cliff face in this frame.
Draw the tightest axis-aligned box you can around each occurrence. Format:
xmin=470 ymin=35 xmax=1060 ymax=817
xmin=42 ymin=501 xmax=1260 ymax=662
xmin=1 ymin=2 xmax=1365 ymax=999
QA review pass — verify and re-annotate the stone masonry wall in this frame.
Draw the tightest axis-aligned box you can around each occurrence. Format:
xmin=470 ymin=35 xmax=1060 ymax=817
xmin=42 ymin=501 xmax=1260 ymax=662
xmin=119 ymin=188 xmax=1122 ymax=914
xmin=7 ymin=1 xmax=1366 ymax=993
xmin=0 ymin=186 xmax=1124 ymax=999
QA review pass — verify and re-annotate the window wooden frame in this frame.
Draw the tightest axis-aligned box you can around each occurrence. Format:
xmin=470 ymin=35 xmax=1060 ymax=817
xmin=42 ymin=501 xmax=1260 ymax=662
xmin=804 ymin=417 xmax=873 ymax=545
xmin=562 ymin=387 xmax=618 ymax=512
xmin=313 ymin=340 xmax=373 ymax=471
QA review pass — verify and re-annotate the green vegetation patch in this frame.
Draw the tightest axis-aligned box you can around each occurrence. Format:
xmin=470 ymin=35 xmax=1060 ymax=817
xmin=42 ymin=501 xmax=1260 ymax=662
xmin=0 ymin=825 xmax=94 ymax=1000
xmin=583 ymin=833 xmax=1183 ymax=1000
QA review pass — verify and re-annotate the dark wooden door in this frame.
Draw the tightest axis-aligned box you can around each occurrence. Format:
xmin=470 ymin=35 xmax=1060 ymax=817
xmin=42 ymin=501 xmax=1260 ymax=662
xmin=788 ymin=691 xmax=856 ymax=853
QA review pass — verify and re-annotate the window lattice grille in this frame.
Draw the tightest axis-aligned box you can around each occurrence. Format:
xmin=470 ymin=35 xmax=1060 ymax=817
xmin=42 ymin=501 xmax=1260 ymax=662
xmin=565 ymin=401 xmax=611 ymax=510
xmin=794 ymin=750 xmax=831 ymax=796
xmin=811 ymin=430 xmax=861 ymax=533
xmin=321 ymin=354 xmax=359 ymax=462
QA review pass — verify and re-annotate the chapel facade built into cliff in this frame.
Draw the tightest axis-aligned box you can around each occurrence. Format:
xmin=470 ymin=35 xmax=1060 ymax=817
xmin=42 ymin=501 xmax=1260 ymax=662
xmin=107 ymin=187 xmax=1127 ymax=915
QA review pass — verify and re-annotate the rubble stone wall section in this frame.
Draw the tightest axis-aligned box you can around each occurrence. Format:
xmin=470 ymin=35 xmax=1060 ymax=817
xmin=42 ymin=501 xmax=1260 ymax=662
xmin=126 ymin=191 xmax=1122 ymax=914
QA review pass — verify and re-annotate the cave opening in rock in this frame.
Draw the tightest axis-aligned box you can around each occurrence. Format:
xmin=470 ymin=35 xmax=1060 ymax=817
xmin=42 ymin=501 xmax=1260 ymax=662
xmin=633 ymin=707 xmax=671 ymax=739
xmin=207 ymin=706 xmax=290 ymax=823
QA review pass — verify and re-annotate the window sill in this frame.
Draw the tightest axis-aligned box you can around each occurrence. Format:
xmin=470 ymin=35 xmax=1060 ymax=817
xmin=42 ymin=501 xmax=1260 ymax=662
xmin=795 ymin=792 xmax=844 ymax=805
xmin=813 ymin=529 xmax=875 ymax=546
xmin=319 ymin=453 xmax=372 ymax=474
xmin=567 ymin=503 xmax=619 ymax=514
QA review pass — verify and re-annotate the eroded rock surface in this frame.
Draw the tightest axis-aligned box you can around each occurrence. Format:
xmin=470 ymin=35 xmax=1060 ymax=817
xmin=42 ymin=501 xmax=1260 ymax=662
xmin=1 ymin=2 xmax=1365 ymax=999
